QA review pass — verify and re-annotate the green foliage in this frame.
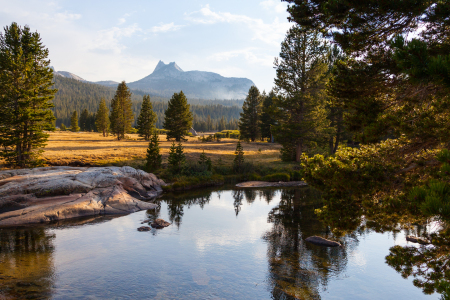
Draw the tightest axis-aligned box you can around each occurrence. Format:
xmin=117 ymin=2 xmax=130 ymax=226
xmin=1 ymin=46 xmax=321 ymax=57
xmin=280 ymin=144 xmax=296 ymax=162
xmin=79 ymin=108 xmax=95 ymax=131
xmin=110 ymin=81 xmax=134 ymax=140
xmin=0 ymin=22 xmax=57 ymax=167
xmin=290 ymin=170 xmax=302 ymax=181
xmin=163 ymin=91 xmax=193 ymax=141
xmin=145 ymin=132 xmax=162 ymax=172
xmin=60 ymin=123 xmax=67 ymax=131
xmin=163 ymin=174 xmax=224 ymax=192
xmin=260 ymin=90 xmax=277 ymax=140
xmin=198 ymin=150 xmax=212 ymax=171
xmin=263 ymin=173 xmax=290 ymax=182
xmin=239 ymin=86 xmax=262 ymax=142
xmin=248 ymin=173 xmax=261 ymax=181
xmin=70 ymin=111 xmax=80 ymax=132
xmin=136 ymin=95 xmax=157 ymax=140
xmin=95 ymin=98 xmax=110 ymax=137
xmin=273 ymin=25 xmax=330 ymax=161
xmin=167 ymin=142 xmax=185 ymax=173
xmin=181 ymin=161 xmax=211 ymax=177
xmin=51 ymin=75 xmax=241 ymax=131
xmin=233 ymin=140 xmax=245 ymax=173
xmin=386 ymin=230 xmax=450 ymax=297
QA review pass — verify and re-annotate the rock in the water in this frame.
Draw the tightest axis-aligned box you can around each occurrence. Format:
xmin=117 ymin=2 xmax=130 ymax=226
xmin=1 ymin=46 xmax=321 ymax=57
xmin=0 ymin=166 xmax=165 ymax=226
xmin=305 ymin=236 xmax=341 ymax=247
xmin=151 ymin=218 xmax=171 ymax=229
xmin=137 ymin=226 xmax=151 ymax=232
xmin=406 ymin=235 xmax=430 ymax=245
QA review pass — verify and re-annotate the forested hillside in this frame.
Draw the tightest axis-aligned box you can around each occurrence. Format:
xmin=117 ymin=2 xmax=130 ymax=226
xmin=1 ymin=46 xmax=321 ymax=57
xmin=52 ymin=76 xmax=242 ymax=131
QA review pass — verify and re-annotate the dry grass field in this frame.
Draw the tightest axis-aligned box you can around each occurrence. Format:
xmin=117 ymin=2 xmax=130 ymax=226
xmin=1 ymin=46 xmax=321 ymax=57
xmin=37 ymin=131 xmax=287 ymax=169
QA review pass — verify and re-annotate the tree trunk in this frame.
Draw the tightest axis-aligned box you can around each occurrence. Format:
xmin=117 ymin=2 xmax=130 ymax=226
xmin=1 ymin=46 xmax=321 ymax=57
xmin=295 ymin=142 xmax=303 ymax=162
xmin=332 ymin=112 xmax=343 ymax=154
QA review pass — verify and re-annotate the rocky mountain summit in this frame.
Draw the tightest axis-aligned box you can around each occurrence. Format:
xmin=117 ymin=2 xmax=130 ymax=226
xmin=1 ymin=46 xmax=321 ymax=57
xmin=128 ymin=60 xmax=255 ymax=99
xmin=0 ymin=166 xmax=165 ymax=226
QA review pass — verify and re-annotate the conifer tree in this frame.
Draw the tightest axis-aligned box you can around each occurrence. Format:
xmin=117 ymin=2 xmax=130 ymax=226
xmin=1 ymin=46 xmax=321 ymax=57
xmin=273 ymin=25 xmax=330 ymax=162
xmin=233 ymin=141 xmax=245 ymax=173
xmin=198 ymin=150 xmax=212 ymax=171
xmin=163 ymin=91 xmax=193 ymax=141
xmin=110 ymin=81 xmax=134 ymax=140
xmin=95 ymin=98 xmax=110 ymax=137
xmin=167 ymin=142 xmax=185 ymax=172
xmin=79 ymin=109 xmax=89 ymax=131
xmin=137 ymin=95 xmax=157 ymax=141
xmin=145 ymin=131 xmax=162 ymax=172
xmin=0 ymin=22 xmax=57 ymax=167
xmin=239 ymin=86 xmax=262 ymax=142
xmin=70 ymin=111 xmax=80 ymax=132
xmin=60 ymin=123 xmax=67 ymax=131
xmin=260 ymin=90 xmax=277 ymax=140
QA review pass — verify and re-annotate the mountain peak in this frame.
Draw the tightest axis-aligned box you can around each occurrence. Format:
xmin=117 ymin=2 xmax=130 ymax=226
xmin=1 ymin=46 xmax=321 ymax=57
xmin=153 ymin=60 xmax=183 ymax=74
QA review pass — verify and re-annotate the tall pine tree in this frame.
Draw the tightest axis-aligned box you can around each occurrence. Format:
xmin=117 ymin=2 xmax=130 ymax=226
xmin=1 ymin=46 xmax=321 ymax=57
xmin=167 ymin=142 xmax=185 ymax=172
xmin=0 ymin=22 xmax=57 ymax=167
xmin=110 ymin=81 xmax=134 ymax=140
xmin=136 ymin=95 xmax=157 ymax=140
xmin=239 ymin=86 xmax=261 ymax=142
xmin=163 ymin=91 xmax=193 ymax=141
xmin=260 ymin=90 xmax=277 ymax=141
xmin=70 ymin=111 xmax=80 ymax=132
xmin=273 ymin=25 xmax=330 ymax=161
xmin=79 ymin=108 xmax=89 ymax=131
xmin=95 ymin=98 xmax=110 ymax=137
xmin=145 ymin=131 xmax=162 ymax=172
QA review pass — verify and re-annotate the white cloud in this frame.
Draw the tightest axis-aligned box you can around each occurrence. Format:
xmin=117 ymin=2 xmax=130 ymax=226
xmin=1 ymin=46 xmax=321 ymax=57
xmin=260 ymin=0 xmax=287 ymax=13
xmin=118 ymin=13 xmax=131 ymax=25
xmin=186 ymin=4 xmax=291 ymax=46
xmin=150 ymin=22 xmax=185 ymax=33
xmin=91 ymin=23 xmax=142 ymax=54
xmin=54 ymin=12 xmax=82 ymax=21
xmin=208 ymin=48 xmax=273 ymax=67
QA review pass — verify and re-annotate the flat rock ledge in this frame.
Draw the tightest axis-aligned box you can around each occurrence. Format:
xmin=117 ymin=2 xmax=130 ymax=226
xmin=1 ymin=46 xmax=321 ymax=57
xmin=236 ymin=181 xmax=308 ymax=188
xmin=0 ymin=166 xmax=166 ymax=226
xmin=305 ymin=236 xmax=341 ymax=247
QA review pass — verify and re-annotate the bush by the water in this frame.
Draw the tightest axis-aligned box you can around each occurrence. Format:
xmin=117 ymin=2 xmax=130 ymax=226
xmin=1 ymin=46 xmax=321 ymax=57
xmin=263 ymin=173 xmax=290 ymax=182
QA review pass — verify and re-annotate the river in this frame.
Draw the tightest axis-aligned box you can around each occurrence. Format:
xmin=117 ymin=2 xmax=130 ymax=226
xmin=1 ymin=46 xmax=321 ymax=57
xmin=0 ymin=187 xmax=439 ymax=299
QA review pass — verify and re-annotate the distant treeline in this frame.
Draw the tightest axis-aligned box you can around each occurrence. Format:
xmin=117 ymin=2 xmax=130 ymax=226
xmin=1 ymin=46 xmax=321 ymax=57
xmin=52 ymin=76 xmax=243 ymax=131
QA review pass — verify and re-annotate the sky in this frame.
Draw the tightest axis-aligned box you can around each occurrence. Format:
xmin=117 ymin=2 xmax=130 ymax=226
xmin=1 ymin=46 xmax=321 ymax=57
xmin=0 ymin=0 xmax=293 ymax=92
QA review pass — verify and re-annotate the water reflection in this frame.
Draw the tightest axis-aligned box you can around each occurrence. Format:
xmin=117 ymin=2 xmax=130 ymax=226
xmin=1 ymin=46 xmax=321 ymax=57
xmin=0 ymin=227 xmax=56 ymax=300
xmin=264 ymin=188 xmax=349 ymax=300
xmin=0 ymin=187 xmax=442 ymax=299
xmin=147 ymin=189 xmax=213 ymax=227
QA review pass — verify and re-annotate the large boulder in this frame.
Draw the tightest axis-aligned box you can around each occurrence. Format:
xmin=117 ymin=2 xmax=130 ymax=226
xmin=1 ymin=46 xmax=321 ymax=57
xmin=0 ymin=166 xmax=166 ymax=226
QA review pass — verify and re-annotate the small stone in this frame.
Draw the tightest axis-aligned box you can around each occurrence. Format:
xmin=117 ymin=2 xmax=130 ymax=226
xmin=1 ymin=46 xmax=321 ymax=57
xmin=137 ymin=226 xmax=151 ymax=232
xmin=151 ymin=218 xmax=171 ymax=229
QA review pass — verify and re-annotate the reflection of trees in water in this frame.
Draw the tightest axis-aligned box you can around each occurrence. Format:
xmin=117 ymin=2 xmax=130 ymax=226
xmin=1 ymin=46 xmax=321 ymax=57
xmin=0 ymin=227 xmax=55 ymax=300
xmin=260 ymin=189 xmax=277 ymax=204
xmin=150 ymin=189 xmax=214 ymax=228
xmin=386 ymin=227 xmax=450 ymax=298
xmin=244 ymin=189 xmax=257 ymax=204
xmin=233 ymin=190 xmax=244 ymax=216
xmin=263 ymin=188 xmax=350 ymax=300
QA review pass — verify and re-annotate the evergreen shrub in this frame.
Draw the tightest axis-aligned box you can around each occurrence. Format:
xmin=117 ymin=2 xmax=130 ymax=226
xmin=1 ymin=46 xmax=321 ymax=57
xmin=263 ymin=173 xmax=290 ymax=182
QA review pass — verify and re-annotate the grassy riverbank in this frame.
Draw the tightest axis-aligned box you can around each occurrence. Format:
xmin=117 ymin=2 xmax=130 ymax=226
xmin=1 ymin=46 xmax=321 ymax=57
xmin=3 ymin=131 xmax=299 ymax=189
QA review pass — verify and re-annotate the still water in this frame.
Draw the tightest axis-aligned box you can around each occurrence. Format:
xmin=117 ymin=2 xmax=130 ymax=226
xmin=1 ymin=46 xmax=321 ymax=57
xmin=0 ymin=187 xmax=439 ymax=299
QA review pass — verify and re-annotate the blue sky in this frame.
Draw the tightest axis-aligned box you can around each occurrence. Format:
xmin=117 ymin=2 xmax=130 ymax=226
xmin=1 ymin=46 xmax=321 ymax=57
xmin=1 ymin=0 xmax=292 ymax=92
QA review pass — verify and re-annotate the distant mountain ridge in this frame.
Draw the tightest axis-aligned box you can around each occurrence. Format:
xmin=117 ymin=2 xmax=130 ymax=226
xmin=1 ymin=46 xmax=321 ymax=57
xmin=128 ymin=60 xmax=254 ymax=99
xmin=51 ymin=61 xmax=254 ymax=100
